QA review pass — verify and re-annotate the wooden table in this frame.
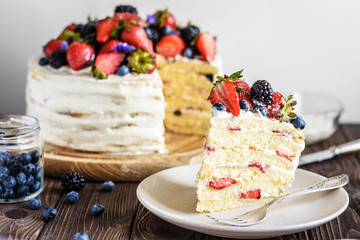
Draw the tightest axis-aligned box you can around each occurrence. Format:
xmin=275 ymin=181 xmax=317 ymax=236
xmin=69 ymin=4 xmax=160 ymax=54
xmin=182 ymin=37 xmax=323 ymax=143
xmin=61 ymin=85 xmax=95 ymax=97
xmin=0 ymin=124 xmax=360 ymax=240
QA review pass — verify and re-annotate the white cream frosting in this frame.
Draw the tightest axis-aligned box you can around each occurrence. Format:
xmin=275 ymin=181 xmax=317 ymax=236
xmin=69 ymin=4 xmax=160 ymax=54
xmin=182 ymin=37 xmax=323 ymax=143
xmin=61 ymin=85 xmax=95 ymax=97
xmin=26 ymin=54 xmax=166 ymax=154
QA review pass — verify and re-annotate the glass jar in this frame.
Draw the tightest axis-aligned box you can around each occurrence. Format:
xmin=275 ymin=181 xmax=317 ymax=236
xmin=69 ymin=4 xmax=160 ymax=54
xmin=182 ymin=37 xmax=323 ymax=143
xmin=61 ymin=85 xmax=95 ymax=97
xmin=0 ymin=114 xmax=43 ymax=203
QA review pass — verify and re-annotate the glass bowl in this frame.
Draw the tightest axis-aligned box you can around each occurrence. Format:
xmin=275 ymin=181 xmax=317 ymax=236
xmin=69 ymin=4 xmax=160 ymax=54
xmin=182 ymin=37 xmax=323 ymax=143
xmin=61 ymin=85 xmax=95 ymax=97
xmin=294 ymin=92 xmax=343 ymax=145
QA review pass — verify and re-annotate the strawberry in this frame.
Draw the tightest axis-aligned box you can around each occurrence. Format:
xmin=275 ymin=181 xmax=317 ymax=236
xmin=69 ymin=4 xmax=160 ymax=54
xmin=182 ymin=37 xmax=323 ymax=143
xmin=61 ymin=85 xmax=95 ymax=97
xmin=276 ymin=151 xmax=293 ymax=162
xmin=113 ymin=12 xmax=147 ymax=28
xmin=239 ymin=189 xmax=261 ymax=199
xmin=267 ymin=92 xmax=284 ymax=120
xmin=66 ymin=42 xmax=95 ymax=71
xmin=209 ymin=178 xmax=236 ymax=190
xmin=44 ymin=39 xmax=67 ymax=58
xmin=57 ymin=23 xmax=77 ymax=39
xmin=196 ymin=33 xmax=216 ymax=63
xmin=121 ymin=25 xmax=154 ymax=55
xmin=248 ymin=162 xmax=270 ymax=173
xmin=233 ymin=80 xmax=253 ymax=109
xmin=96 ymin=18 xmax=119 ymax=43
xmin=98 ymin=40 xmax=121 ymax=54
xmin=155 ymin=35 xmax=185 ymax=58
xmin=95 ymin=52 xmax=125 ymax=75
xmin=162 ymin=13 xmax=177 ymax=29
xmin=209 ymin=80 xmax=240 ymax=116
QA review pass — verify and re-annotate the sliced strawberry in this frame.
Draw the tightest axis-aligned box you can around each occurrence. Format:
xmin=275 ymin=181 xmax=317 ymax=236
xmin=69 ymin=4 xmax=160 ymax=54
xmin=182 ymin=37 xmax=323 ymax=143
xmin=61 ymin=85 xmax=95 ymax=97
xmin=121 ymin=25 xmax=154 ymax=55
xmin=248 ymin=162 xmax=270 ymax=173
xmin=66 ymin=42 xmax=95 ymax=71
xmin=163 ymin=13 xmax=177 ymax=29
xmin=209 ymin=178 xmax=236 ymax=190
xmin=96 ymin=18 xmax=119 ymax=43
xmin=239 ymin=189 xmax=261 ymax=199
xmin=267 ymin=92 xmax=284 ymax=120
xmin=209 ymin=81 xmax=240 ymax=116
xmin=196 ymin=33 xmax=216 ymax=63
xmin=276 ymin=151 xmax=293 ymax=162
xmin=204 ymin=145 xmax=215 ymax=153
xmin=233 ymin=80 xmax=253 ymax=109
xmin=113 ymin=12 xmax=147 ymax=28
xmin=44 ymin=39 xmax=66 ymax=58
xmin=95 ymin=52 xmax=125 ymax=75
xmin=155 ymin=35 xmax=185 ymax=58
xmin=98 ymin=40 xmax=121 ymax=54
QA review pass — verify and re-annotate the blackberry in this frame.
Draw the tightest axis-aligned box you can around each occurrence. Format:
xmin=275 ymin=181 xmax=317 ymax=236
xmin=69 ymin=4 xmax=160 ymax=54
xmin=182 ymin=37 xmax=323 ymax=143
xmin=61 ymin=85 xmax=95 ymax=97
xmin=62 ymin=172 xmax=85 ymax=192
xmin=114 ymin=5 xmax=138 ymax=14
xmin=250 ymin=80 xmax=274 ymax=106
xmin=181 ymin=25 xmax=200 ymax=45
xmin=145 ymin=27 xmax=160 ymax=45
xmin=49 ymin=49 xmax=67 ymax=69
xmin=80 ymin=21 xmax=97 ymax=38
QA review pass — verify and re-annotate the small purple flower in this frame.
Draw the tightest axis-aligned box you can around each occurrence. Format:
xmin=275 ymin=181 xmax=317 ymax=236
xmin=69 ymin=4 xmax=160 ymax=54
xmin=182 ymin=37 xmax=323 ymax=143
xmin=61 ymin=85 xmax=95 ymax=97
xmin=61 ymin=41 xmax=69 ymax=50
xmin=115 ymin=42 xmax=136 ymax=53
xmin=147 ymin=14 xmax=156 ymax=25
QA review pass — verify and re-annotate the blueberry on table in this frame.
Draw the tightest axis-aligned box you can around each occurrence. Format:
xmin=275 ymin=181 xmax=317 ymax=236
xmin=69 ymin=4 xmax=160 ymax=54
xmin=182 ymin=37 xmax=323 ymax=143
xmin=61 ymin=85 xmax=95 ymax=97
xmin=28 ymin=198 xmax=42 ymax=210
xmin=73 ymin=232 xmax=90 ymax=240
xmin=102 ymin=181 xmax=114 ymax=192
xmin=66 ymin=191 xmax=79 ymax=204
xmin=42 ymin=207 xmax=57 ymax=222
xmin=91 ymin=203 xmax=105 ymax=216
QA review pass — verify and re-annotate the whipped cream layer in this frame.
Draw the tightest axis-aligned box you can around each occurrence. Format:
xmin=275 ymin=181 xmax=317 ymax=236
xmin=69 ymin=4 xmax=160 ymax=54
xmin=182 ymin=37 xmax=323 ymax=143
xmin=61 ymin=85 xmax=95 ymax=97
xmin=26 ymin=55 xmax=166 ymax=154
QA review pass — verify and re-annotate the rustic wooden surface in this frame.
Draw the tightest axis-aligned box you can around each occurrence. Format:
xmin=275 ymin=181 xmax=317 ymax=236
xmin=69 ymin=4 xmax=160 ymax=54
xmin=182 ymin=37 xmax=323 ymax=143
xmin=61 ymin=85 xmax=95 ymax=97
xmin=0 ymin=124 xmax=359 ymax=240
xmin=44 ymin=131 xmax=204 ymax=181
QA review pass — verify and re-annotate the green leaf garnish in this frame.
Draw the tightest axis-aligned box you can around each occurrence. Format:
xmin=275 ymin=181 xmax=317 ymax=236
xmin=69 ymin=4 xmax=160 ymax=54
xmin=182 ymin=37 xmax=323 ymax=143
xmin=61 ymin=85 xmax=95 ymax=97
xmin=279 ymin=95 xmax=298 ymax=122
xmin=228 ymin=69 xmax=244 ymax=81
xmin=59 ymin=30 xmax=81 ymax=43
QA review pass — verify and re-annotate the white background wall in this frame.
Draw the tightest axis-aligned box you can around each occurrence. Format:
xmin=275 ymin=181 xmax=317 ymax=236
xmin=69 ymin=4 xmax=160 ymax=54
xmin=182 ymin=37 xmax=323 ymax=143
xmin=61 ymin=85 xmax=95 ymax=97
xmin=0 ymin=0 xmax=359 ymax=122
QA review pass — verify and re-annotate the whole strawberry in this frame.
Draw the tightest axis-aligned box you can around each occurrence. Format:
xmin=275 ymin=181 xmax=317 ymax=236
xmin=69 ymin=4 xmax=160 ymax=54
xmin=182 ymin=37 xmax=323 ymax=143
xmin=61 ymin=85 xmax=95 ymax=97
xmin=113 ymin=12 xmax=147 ymax=28
xmin=267 ymin=92 xmax=284 ymax=119
xmin=155 ymin=35 xmax=185 ymax=58
xmin=66 ymin=42 xmax=95 ymax=71
xmin=121 ymin=25 xmax=154 ymax=55
xmin=154 ymin=10 xmax=177 ymax=29
xmin=44 ymin=39 xmax=68 ymax=58
xmin=196 ymin=33 xmax=216 ymax=63
xmin=96 ymin=18 xmax=119 ymax=43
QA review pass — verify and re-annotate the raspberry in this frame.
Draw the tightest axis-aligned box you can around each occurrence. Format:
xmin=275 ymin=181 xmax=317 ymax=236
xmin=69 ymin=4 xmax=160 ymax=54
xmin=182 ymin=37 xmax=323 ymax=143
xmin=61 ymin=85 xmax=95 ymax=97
xmin=250 ymin=80 xmax=274 ymax=106
xmin=61 ymin=172 xmax=85 ymax=192
xmin=267 ymin=92 xmax=284 ymax=120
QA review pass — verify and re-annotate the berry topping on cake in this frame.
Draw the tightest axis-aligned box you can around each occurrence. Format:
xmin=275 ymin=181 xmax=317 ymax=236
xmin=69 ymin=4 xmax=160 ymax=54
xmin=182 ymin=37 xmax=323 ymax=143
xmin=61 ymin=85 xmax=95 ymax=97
xmin=127 ymin=49 xmax=156 ymax=74
xmin=120 ymin=25 xmax=154 ymax=55
xmin=117 ymin=65 xmax=130 ymax=76
xmin=181 ymin=25 xmax=200 ymax=45
xmin=266 ymin=92 xmax=284 ymax=119
xmin=94 ymin=52 xmax=125 ymax=78
xmin=209 ymin=80 xmax=240 ymax=116
xmin=154 ymin=9 xmax=177 ymax=29
xmin=239 ymin=100 xmax=250 ymax=112
xmin=66 ymin=42 xmax=95 ymax=70
xmin=145 ymin=27 xmax=160 ymax=45
xmin=211 ymin=102 xmax=227 ymax=113
xmin=44 ymin=39 xmax=68 ymax=58
xmin=113 ymin=12 xmax=147 ymax=28
xmin=291 ymin=116 xmax=306 ymax=130
xmin=253 ymin=105 xmax=268 ymax=117
xmin=50 ymin=49 xmax=67 ymax=69
xmin=98 ymin=39 xmax=121 ymax=54
xmin=233 ymin=80 xmax=253 ymax=109
xmin=196 ymin=33 xmax=216 ymax=63
xmin=114 ymin=5 xmax=138 ymax=14
xmin=239 ymin=189 xmax=261 ymax=199
xmin=155 ymin=35 xmax=185 ymax=58
xmin=96 ymin=18 xmax=119 ymax=43
xmin=251 ymin=80 xmax=274 ymax=106
xmin=209 ymin=178 xmax=237 ymax=190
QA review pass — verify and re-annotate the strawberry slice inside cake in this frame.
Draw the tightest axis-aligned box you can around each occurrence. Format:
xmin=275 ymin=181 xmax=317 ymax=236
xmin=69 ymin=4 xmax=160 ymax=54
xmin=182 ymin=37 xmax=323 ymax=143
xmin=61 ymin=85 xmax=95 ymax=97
xmin=195 ymin=70 xmax=306 ymax=213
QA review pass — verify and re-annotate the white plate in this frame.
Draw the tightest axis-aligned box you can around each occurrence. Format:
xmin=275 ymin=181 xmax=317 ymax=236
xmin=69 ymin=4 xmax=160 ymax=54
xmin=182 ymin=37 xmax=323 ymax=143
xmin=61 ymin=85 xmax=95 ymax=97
xmin=136 ymin=164 xmax=349 ymax=239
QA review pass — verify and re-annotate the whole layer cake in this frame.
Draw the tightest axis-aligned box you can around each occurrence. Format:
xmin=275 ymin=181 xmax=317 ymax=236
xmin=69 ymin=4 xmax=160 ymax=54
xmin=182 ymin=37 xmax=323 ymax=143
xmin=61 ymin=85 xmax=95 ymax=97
xmin=26 ymin=5 xmax=219 ymax=153
xmin=196 ymin=71 xmax=306 ymax=213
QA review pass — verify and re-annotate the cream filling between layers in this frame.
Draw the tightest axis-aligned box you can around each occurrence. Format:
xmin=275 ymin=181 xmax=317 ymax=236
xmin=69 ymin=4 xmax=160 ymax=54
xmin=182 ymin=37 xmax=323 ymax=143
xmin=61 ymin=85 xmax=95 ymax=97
xmin=26 ymin=55 xmax=166 ymax=153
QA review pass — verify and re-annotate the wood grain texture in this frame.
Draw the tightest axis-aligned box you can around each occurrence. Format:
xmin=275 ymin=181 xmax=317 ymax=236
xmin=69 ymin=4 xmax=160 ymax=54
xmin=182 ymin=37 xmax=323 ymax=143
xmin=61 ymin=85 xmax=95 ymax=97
xmin=0 ymin=125 xmax=359 ymax=240
xmin=44 ymin=131 xmax=204 ymax=182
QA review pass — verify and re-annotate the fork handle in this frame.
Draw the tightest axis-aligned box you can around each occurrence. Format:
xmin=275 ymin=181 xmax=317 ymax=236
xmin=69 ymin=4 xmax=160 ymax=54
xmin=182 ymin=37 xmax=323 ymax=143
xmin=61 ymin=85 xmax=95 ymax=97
xmin=267 ymin=174 xmax=349 ymax=207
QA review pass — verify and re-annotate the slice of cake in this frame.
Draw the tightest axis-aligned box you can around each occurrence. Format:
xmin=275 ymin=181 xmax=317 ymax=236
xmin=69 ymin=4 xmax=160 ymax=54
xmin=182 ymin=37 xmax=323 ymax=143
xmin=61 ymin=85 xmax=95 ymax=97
xmin=26 ymin=5 xmax=166 ymax=153
xmin=196 ymin=71 xmax=306 ymax=213
xmin=145 ymin=9 xmax=221 ymax=135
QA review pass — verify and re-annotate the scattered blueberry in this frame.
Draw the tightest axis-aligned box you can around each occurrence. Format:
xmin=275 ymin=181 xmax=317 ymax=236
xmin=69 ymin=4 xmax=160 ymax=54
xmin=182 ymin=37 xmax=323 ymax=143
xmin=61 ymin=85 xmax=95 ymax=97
xmin=211 ymin=102 xmax=227 ymax=114
xmin=2 ymin=176 xmax=16 ymax=188
xmin=1 ymin=188 xmax=15 ymax=199
xmin=102 ymin=181 xmax=114 ymax=192
xmin=182 ymin=47 xmax=194 ymax=59
xmin=66 ymin=191 xmax=79 ymax=204
xmin=23 ymin=163 xmax=35 ymax=175
xmin=15 ymin=185 xmax=30 ymax=198
xmin=239 ymin=100 xmax=250 ymax=112
xmin=253 ymin=105 xmax=268 ymax=117
xmin=42 ymin=207 xmax=57 ymax=222
xmin=28 ymin=198 xmax=42 ymax=210
xmin=26 ymin=175 xmax=35 ymax=186
xmin=30 ymin=180 xmax=42 ymax=193
xmin=117 ymin=65 xmax=130 ymax=76
xmin=73 ymin=232 xmax=90 ymax=240
xmin=15 ymin=172 xmax=27 ymax=185
xmin=39 ymin=57 xmax=49 ymax=66
xmin=30 ymin=150 xmax=40 ymax=163
xmin=291 ymin=116 xmax=306 ymax=130
xmin=91 ymin=203 xmax=105 ymax=216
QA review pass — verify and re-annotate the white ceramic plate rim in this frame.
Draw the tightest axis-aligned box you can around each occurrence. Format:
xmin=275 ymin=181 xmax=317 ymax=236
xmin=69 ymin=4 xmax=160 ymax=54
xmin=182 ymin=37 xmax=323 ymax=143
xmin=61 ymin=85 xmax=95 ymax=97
xmin=136 ymin=164 xmax=349 ymax=239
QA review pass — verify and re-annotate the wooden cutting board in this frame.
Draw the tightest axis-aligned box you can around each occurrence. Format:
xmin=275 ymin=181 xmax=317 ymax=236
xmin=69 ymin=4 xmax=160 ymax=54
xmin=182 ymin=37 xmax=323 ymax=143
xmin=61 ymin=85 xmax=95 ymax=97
xmin=44 ymin=131 xmax=204 ymax=182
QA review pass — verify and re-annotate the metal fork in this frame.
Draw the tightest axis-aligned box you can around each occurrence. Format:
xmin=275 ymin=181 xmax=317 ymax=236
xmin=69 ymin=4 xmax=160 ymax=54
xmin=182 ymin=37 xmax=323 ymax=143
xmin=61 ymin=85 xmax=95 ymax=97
xmin=206 ymin=174 xmax=349 ymax=226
